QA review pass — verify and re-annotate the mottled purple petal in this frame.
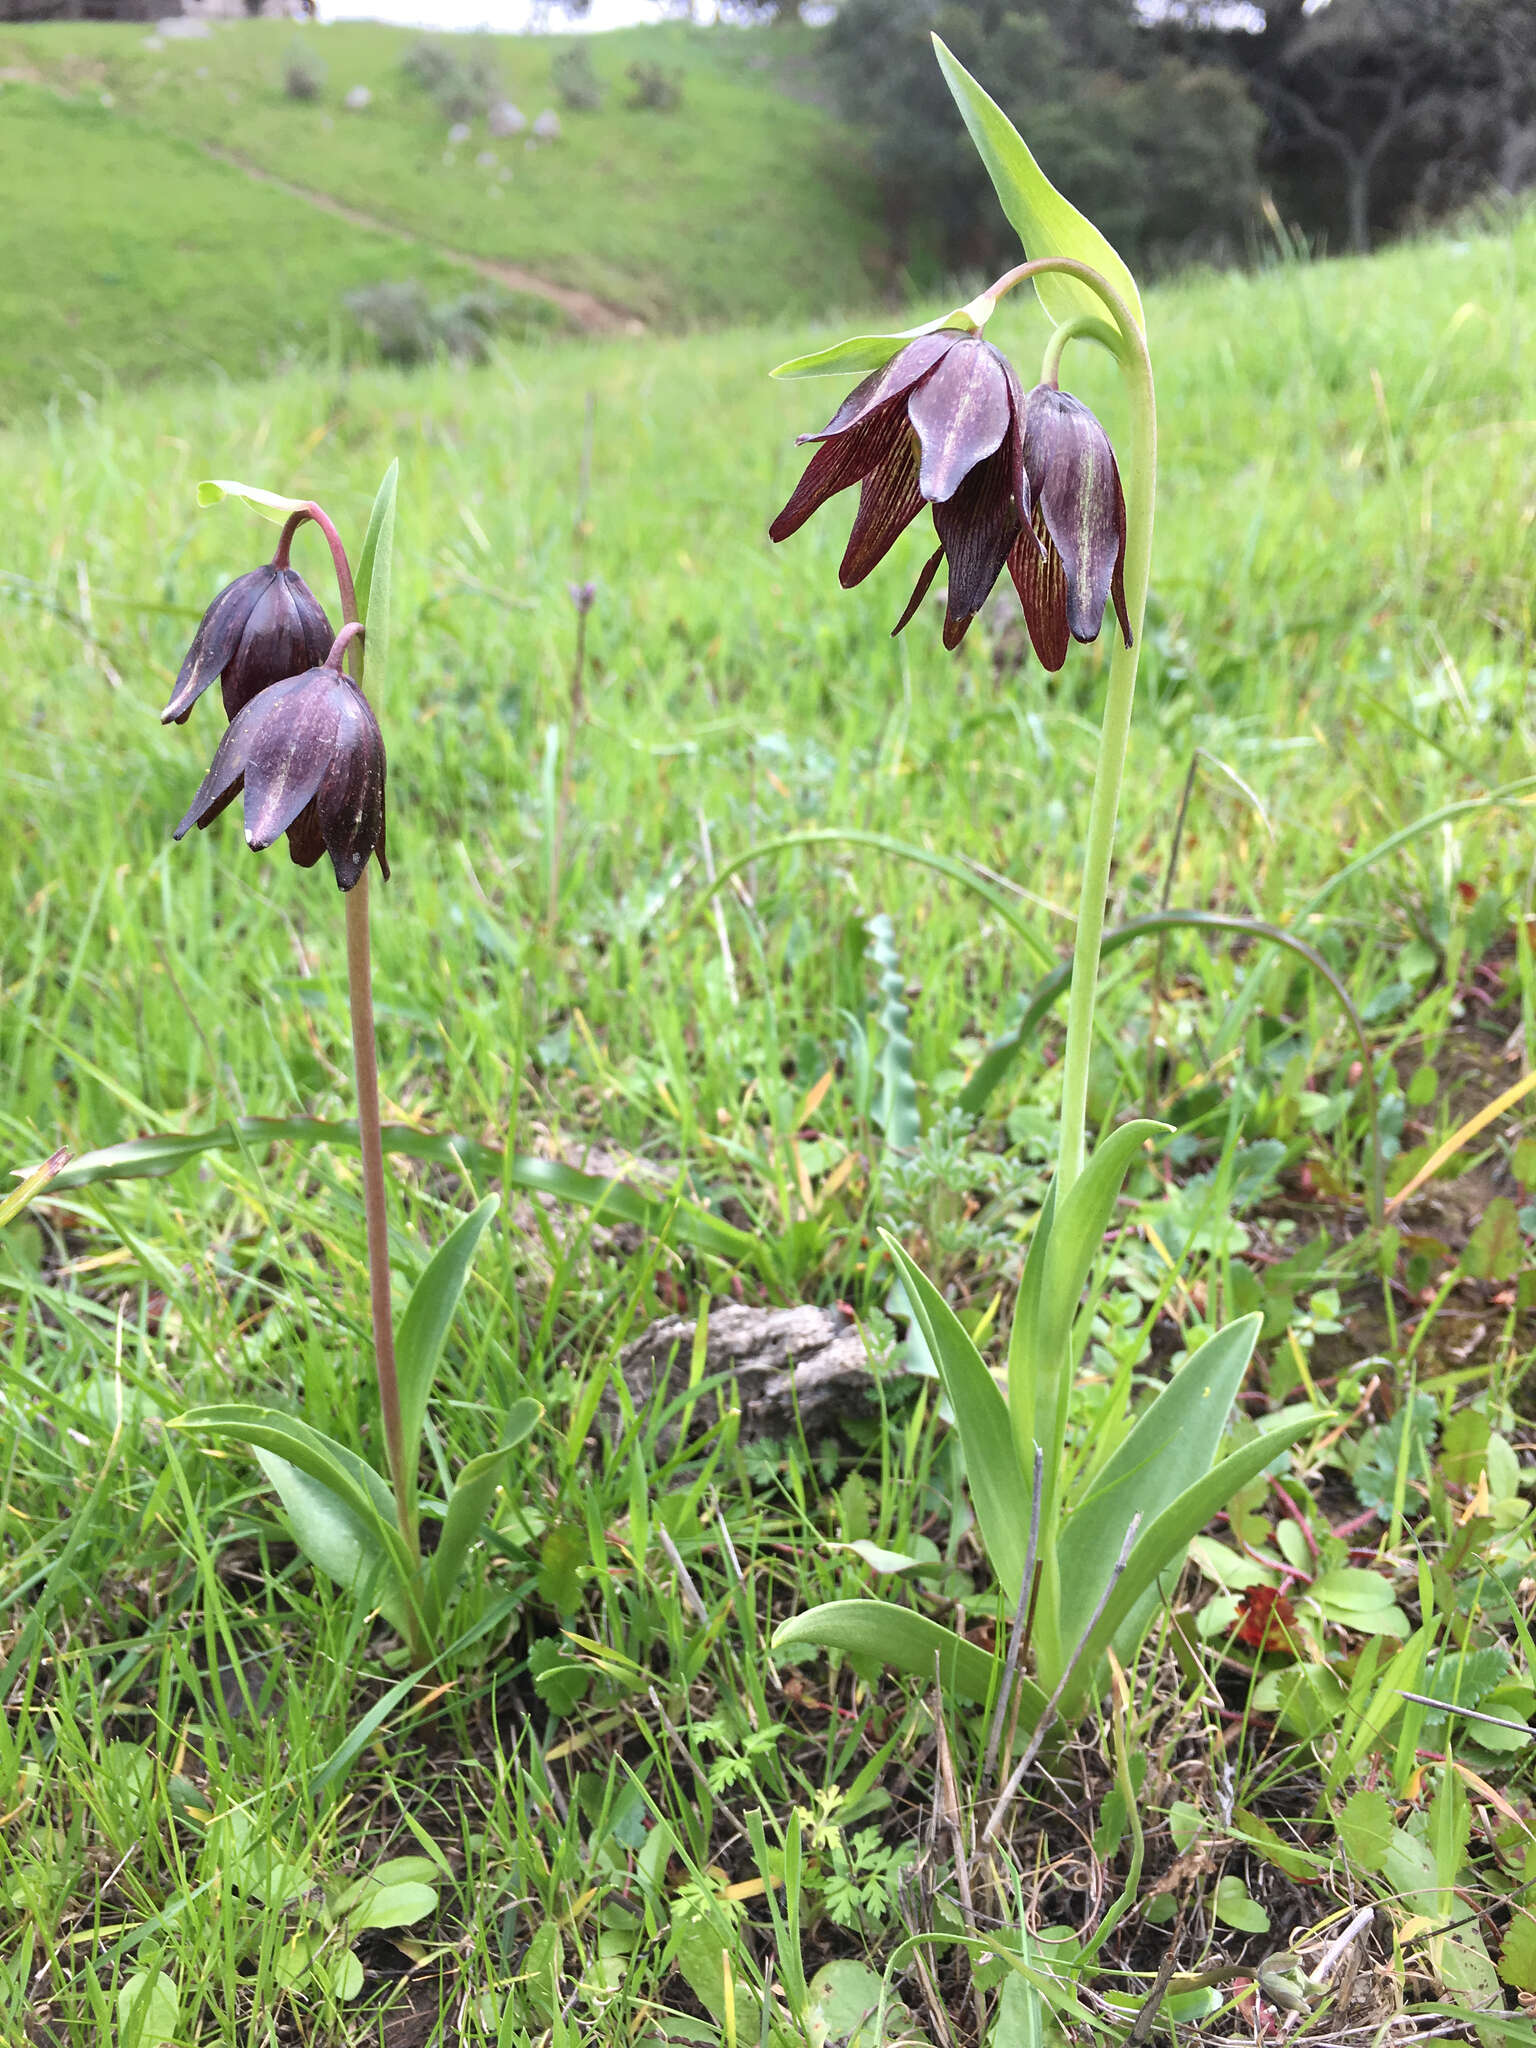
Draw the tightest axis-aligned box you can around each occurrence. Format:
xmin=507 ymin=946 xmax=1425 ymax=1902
xmin=839 ymin=434 xmax=924 ymax=588
xmin=1023 ymin=386 xmax=1130 ymax=646
xmin=284 ymin=799 xmax=327 ymax=870
xmin=240 ymin=668 xmax=343 ymax=851
xmin=316 ymin=686 xmax=389 ymax=890
xmin=161 ymin=568 xmax=271 ymax=726
xmin=800 ymin=332 xmax=958 ymax=445
xmin=221 ymin=568 xmax=334 ymax=720
xmin=999 ymin=353 xmax=1036 ymax=532
xmin=932 ymin=444 xmax=1019 ymax=646
xmin=890 ymin=543 xmax=945 ymax=638
xmin=1007 ymin=513 xmax=1071 ymax=672
xmin=769 ymin=402 xmax=910 ymax=544
xmin=908 ymin=338 xmax=1012 ymax=504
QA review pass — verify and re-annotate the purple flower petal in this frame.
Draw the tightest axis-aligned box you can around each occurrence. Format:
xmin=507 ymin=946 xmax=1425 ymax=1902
xmin=908 ymin=338 xmax=1012 ymax=504
xmin=240 ymin=668 xmax=344 ymax=851
xmin=1007 ymin=513 xmax=1071 ymax=672
xmin=316 ymin=686 xmax=389 ymax=890
xmin=890 ymin=544 xmax=945 ymax=638
xmin=769 ymin=401 xmax=911 ymax=545
xmin=932 ymin=444 xmax=1019 ymax=646
xmin=839 ymin=434 xmax=924 ymax=588
xmin=800 ymin=332 xmax=958 ymax=446
xmin=1023 ymin=386 xmax=1130 ymax=646
xmin=161 ymin=568 xmax=271 ymax=726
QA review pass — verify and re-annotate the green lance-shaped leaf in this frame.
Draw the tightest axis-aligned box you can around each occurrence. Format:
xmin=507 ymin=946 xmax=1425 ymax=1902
xmin=353 ymin=457 xmax=397 ymax=702
xmin=883 ymin=1235 xmax=1031 ymax=1606
xmin=422 ymin=1398 xmax=541 ymax=1635
xmin=196 ymin=479 xmax=312 ymax=523
xmin=395 ymin=1193 xmax=501 ymax=1531
xmin=1006 ymin=1174 xmax=1056 ymax=1468
xmin=177 ymin=1404 xmax=414 ymax=1586
xmin=931 ymin=36 xmax=1144 ymax=336
xmin=771 ymin=301 xmax=987 ymax=381
xmin=773 ymin=1598 xmax=1040 ymax=1715
xmin=1015 ymin=1119 xmax=1168 ymax=1508
xmin=252 ymin=1449 xmax=406 ymax=1629
xmin=1059 ymin=1403 xmax=1329 ymax=1718
xmin=1053 ymin=1314 xmax=1260 ymax=1661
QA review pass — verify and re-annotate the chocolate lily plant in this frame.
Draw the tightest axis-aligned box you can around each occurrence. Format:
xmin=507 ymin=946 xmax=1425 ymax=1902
xmin=164 ymin=473 xmax=538 ymax=1669
xmin=771 ymin=41 xmax=1327 ymax=1735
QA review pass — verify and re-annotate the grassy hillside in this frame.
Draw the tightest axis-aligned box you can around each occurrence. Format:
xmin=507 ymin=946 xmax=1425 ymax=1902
xmin=0 ymin=17 xmax=882 ymax=415
xmin=4 ymin=217 xmax=1536 ymax=2035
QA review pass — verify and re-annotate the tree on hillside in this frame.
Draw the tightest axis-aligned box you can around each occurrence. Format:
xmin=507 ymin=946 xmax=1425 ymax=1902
xmin=1162 ymin=0 xmax=1536 ymax=251
xmin=824 ymin=0 xmax=1263 ymax=276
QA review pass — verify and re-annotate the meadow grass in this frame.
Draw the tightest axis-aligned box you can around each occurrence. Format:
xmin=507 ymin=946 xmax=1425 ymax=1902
xmin=0 ymin=17 xmax=881 ymax=417
xmin=1 ymin=204 xmax=1536 ymax=2040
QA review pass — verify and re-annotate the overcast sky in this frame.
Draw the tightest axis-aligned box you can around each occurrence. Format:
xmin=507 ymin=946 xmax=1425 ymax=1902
xmin=316 ymin=2 xmax=720 ymax=27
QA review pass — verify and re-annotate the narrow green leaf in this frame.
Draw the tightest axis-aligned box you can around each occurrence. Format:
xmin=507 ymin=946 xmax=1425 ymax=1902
xmin=883 ymin=1236 xmax=1029 ymax=1604
xmin=773 ymin=1599 xmax=1040 ymax=1716
xmin=931 ymin=36 xmax=1144 ymax=335
xmin=196 ymin=478 xmax=311 ymax=522
xmin=1063 ymin=1405 xmax=1327 ymax=1712
xmin=0 ymin=1146 xmax=69 ymax=1229
xmin=353 ymin=457 xmax=398 ymax=702
xmin=251 ymin=1449 xmax=402 ymax=1626
xmin=423 ymin=1401 xmax=540 ymax=1632
xmin=395 ymin=1193 xmax=500 ymax=1526
xmin=50 ymin=1120 xmax=761 ymax=1268
xmin=177 ymin=1404 xmax=411 ymax=1581
xmin=1054 ymin=1315 xmax=1261 ymax=1650
xmin=1006 ymin=1176 xmax=1055 ymax=1466
xmin=771 ymin=305 xmax=982 ymax=380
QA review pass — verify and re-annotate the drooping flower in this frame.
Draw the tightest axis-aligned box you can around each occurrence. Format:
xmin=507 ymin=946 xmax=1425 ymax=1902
xmin=769 ymin=330 xmax=1033 ymax=650
xmin=770 ymin=335 xmax=1134 ymax=668
xmin=161 ymin=561 xmax=334 ymax=726
xmin=1007 ymin=385 xmax=1131 ymax=672
xmin=173 ymin=657 xmax=388 ymax=891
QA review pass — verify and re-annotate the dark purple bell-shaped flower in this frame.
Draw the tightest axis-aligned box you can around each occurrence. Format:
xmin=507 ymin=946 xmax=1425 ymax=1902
xmin=1006 ymin=386 xmax=1131 ymax=672
xmin=173 ymin=640 xmax=388 ymax=892
xmin=769 ymin=329 xmax=1033 ymax=650
xmin=162 ymin=560 xmax=334 ymax=726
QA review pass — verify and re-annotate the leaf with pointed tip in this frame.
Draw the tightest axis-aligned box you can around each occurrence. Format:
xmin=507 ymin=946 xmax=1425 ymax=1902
xmin=1055 ymin=1315 xmax=1260 ymax=1655
xmin=883 ymin=1235 xmax=1030 ymax=1604
xmin=177 ymin=1404 xmax=411 ymax=1581
xmin=354 ymin=458 xmax=397 ymax=701
xmin=931 ymin=36 xmax=1144 ymax=336
xmin=396 ymin=1194 xmax=500 ymax=1528
xmin=773 ymin=1599 xmax=1045 ymax=1718
xmin=196 ymin=479 xmax=311 ymax=522
xmin=1062 ymin=1403 xmax=1329 ymax=1713
xmin=771 ymin=307 xmax=980 ymax=381
xmin=423 ymin=1399 xmax=541 ymax=1633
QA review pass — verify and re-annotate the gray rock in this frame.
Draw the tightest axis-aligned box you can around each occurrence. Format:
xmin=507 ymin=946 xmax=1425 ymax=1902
xmin=532 ymin=108 xmax=561 ymax=141
xmin=344 ymin=84 xmax=371 ymax=111
xmin=488 ymin=99 xmax=526 ymax=137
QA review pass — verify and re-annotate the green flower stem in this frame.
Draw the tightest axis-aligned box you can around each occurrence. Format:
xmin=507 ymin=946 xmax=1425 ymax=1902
xmin=1039 ymin=312 xmax=1120 ymax=389
xmin=345 ymin=872 xmax=416 ymax=1564
xmin=982 ymin=254 xmax=1156 ymax=1197
xmin=324 ymin=523 xmax=416 ymax=1569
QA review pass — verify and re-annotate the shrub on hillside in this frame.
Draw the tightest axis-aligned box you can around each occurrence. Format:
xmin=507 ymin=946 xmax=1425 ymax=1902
xmin=283 ymin=46 xmax=324 ymax=103
xmin=552 ymin=46 xmax=604 ymax=113
xmin=626 ymin=60 xmax=682 ymax=112
xmin=401 ymin=35 xmax=501 ymax=126
xmin=343 ymin=279 xmax=563 ymax=365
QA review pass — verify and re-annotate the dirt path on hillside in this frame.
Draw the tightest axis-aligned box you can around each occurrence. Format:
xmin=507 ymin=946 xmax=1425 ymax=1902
xmin=203 ymin=144 xmax=642 ymax=336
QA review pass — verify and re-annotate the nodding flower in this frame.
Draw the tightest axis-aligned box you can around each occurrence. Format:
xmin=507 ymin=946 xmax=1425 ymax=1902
xmin=173 ymin=625 xmax=388 ymax=892
xmin=769 ymin=329 xmax=1130 ymax=668
xmin=161 ymin=552 xmax=333 ymax=726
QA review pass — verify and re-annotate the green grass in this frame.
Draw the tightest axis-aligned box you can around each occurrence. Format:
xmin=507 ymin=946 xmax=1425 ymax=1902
xmin=0 ymin=18 xmax=882 ymax=416
xmin=3 ymin=205 xmax=1536 ymax=2041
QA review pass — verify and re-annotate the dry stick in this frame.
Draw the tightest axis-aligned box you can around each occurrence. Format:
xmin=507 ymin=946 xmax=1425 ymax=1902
xmin=657 ymin=1523 xmax=710 ymax=1628
xmin=1312 ymin=1905 xmax=1376 ymax=1987
xmin=982 ymin=1514 xmax=1142 ymax=1849
xmin=932 ymin=1656 xmax=989 ymax=2047
xmin=982 ymin=1445 xmax=1045 ymax=1795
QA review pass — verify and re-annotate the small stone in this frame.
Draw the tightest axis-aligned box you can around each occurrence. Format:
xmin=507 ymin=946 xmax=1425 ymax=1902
xmin=344 ymin=84 xmax=371 ymax=110
xmin=487 ymin=100 xmax=525 ymax=137
xmin=532 ymin=108 xmax=561 ymax=140
xmin=448 ymin=120 xmax=471 ymax=145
